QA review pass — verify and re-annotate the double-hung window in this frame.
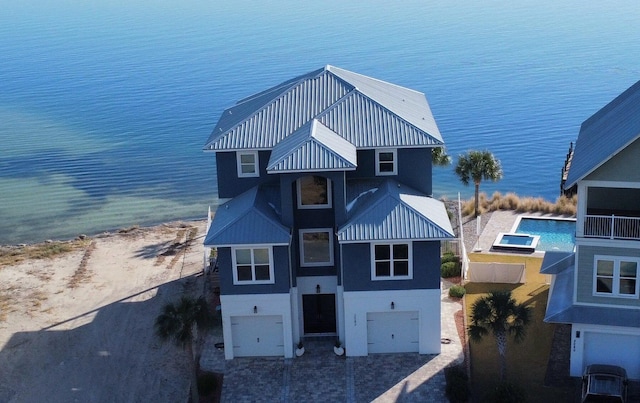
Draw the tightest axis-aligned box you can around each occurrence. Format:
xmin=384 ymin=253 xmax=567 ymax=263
xmin=372 ymin=243 xmax=412 ymax=280
xmin=299 ymin=229 xmax=334 ymax=267
xmin=594 ymin=255 xmax=639 ymax=297
xmin=232 ymin=247 xmax=273 ymax=284
xmin=375 ymin=149 xmax=397 ymax=176
xmin=236 ymin=151 xmax=259 ymax=178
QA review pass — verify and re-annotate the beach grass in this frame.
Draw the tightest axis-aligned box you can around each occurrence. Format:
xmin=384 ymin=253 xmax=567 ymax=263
xmin=461 ymin=192 xmax=577 ymax=217
xmin=0 ymin=239 xmax=90 ymax=268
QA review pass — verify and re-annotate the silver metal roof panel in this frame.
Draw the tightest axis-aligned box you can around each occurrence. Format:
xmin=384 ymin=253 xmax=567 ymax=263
xmin=338 ymin=179 xmax=454 ymax=242
xmin=266 ymin=119 xmax=357 ymax=173
xmin=566 ymin=79 xmax=640 ymax=188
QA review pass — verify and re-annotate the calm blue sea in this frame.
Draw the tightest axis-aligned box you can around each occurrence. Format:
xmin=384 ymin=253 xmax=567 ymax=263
xmin=1 ymin=1 xmax=639 ymax=244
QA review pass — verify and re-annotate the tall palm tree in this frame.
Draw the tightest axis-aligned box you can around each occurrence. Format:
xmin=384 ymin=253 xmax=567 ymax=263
xmin=432 ymin=146 xmax=452 ymax=167
xmin=454 ymin=150 xmax=503 ymax=217
xmin=155 ymin=296 xmax=211 ymax=403
xmin=468 ymin=290 xmax=532 ymax=381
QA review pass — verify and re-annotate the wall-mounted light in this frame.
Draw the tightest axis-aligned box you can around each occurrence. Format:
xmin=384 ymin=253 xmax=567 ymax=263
xmin=253 ymin=305 xmax=258 ymax=314
xmin=391 ymin=301 xmax=395 ymax=310
xmin=316 ymin=284 xmax=321 ymax=294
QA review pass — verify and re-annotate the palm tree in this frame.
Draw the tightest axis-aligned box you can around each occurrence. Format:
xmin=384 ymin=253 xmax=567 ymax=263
xmin=468 ymin=290 xmax=532 ymax=381
xmin=155 ymin=296 xmax=211 ymax=403
xmin=454 ymin=150 xmax=503 ymax=217
xmin=432 ymin=146 xmax=452 ymax=166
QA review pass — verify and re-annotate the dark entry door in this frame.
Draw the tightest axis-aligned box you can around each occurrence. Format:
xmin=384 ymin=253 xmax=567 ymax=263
xmin=303 ymin=294 xmax=336 ymax=334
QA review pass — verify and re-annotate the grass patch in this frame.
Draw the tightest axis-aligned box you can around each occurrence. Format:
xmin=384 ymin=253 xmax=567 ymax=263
xmin=0 ymin=239 xmax=90 ymax=268
xmin=465 ymin=253 xmax=574 ymax=402
xmin=461 ymin=192 xmax=577 ymax=217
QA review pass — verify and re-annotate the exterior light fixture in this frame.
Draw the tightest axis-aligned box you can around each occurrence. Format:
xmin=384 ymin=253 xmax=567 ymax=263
xmin=253 ymin=305 xmax=257 ymax=314
xmin=391 ymin=302 xmax=395 ymax=310
xmin=316 ymin=284 xmax=321 ymax=294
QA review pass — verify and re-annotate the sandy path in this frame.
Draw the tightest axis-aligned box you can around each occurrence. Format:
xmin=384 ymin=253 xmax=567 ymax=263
xmin=0 ymin=221 xmax=208 ymax=403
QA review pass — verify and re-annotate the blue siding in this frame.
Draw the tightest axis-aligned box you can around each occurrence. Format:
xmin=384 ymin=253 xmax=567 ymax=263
xmin=341 ymin=241 xmax=441 ymax=291
xmin=398 ymin=148 xmax=432 ymax=195
xmin=347 ymin=150 xmax=376 ymax=179
xmin=216 ymin=151 xmax=275 ymax=198
xmin=218 ymin=245 xmax=291 ymax=296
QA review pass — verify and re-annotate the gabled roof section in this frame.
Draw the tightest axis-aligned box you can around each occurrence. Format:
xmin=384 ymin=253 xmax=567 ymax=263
xmin=266 ymin=119 xmax=357 ymax=173
xmin=565 ymin=79 xmax=640 ymax=188
xmin=204 ymin=65 xmax=443 ymax=151
xmin=337 ymin=179 xmax=455 ymax=242
xmin=204 ymin=186 xmax=290 ymax=246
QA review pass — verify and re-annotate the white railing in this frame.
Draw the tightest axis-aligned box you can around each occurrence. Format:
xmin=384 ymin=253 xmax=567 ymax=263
xmin=584 ymin=215 xmax=640 ymax=240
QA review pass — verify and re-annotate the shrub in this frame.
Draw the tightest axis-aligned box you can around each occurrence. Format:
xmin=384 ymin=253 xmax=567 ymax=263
xmin=197 ymin=371 xmax=219 ymax=396
xmin=441 ymin=252 xmax=460 ymax=264
xmin=445 ymin=365 xmax=470 ymax=402
xmin=441 ymin=261 xmax=461 ymax=278
xmin=449 ymin=285 xmax=466 ymax=298
xmin=482 ymin=381 xmax=526 ymax=403
xmin=461 ymin=192 xmax=577 ymax=217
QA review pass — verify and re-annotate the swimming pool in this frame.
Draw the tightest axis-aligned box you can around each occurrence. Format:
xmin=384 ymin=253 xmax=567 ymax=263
xmin=511 ymin=216 xmax=576 ymax=252
xmin=492 ymin=232 xmax=540 ymax=252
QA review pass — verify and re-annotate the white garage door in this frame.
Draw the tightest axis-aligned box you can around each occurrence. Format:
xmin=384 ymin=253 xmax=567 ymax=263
xmin=230 ymin=315 xmax=284 ymax=357
xmin=584 ymin=331 xmax=640 ymax=379
xmin=367 ymin=311 xmax=419 ymax=354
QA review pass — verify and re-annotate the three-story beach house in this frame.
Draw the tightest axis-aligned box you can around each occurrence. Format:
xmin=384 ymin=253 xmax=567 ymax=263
xmin=203 ymin=66 xmax=455 ymax=359
xmin=542 ymin=79 xmax=640 ymax=379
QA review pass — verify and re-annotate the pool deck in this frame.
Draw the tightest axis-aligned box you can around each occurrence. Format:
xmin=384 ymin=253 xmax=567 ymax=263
xmin=469 ymin=211 xmax=573 ymax=258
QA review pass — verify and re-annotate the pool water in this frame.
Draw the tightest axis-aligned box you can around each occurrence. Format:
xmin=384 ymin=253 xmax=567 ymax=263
xmin=514 ymin=217 xmax=576 ymax=252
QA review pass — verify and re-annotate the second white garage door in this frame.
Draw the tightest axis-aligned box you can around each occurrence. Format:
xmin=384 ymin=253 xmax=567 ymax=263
xmin=230 ymin=315 xmax=284 ymax=357
xmin=367 ymin=311 xmax=419 ymax=354
xmin=583 ymin=331 xmax=640 ymax=379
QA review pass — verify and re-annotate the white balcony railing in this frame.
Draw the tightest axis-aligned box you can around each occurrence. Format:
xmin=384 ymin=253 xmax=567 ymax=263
xmin=584 ymin=215 xmax=640 ymax=240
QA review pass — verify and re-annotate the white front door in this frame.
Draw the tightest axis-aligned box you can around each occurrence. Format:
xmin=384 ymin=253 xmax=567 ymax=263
xmin=367 ymin=311 xmax=419 ymax=354
xmin=230 ymin=315 xmax=284 ymax=357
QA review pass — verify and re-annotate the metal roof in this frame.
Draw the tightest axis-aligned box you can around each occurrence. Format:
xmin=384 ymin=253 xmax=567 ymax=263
xmin=337 ymin=179 xmax=455 ymax=242
xmin=565 ymin=79 xmax=640 ymax=188
xmin=539 ymin=251 xmax=575 ymax=275
xmin=266 ymin=119 xmax=357 ymax=173
xmin=204 ymin=186 xmax=290 ymax=246
xmin=204 ymin=65 xmax=443 ymax=151
xmin=543 ymin=262 xmax=640 ymax=328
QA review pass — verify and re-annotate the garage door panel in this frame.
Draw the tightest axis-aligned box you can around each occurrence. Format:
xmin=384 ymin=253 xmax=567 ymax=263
xmin=584 ymin=332 xmax=640 ymax=379
xmin=231 ymin=315 xmax=284 ymax=357
xmin=367 ymin=311 xmax=419 ymax=354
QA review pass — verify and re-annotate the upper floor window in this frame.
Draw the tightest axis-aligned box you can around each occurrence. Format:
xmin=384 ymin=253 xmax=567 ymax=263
xmin=372 ymin=242 xmax=412 ymax=280
xmin=297 ymin=176 xmax=332 ymax=209
xmin=594 ymin=255 xmax=639 ymax=298
xmin=232 ymin=246 xmax=274 ymax=284
xmin=237 ymin=151 xmax=259 ymax=178
xmin=375 ymin=149 xmax=397 ymax=176
xmin=299 ymin=228 xmax=334 ymax=267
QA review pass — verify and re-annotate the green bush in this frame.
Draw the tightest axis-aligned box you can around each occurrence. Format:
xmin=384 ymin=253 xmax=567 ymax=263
xmin=449 ymin=285 xmax=466 ymax=298
xmin=441 ymin=261 xmax=461 ymax=278
xmin=445 ymin=365 xmax=470 ymax=402
xmin=197 ymin=371 xmax=219 ymax=396
xmin=441 ymin=252 xmax=460 ymax=264
xmin=482 ymin=382 xmax=526 ymax=403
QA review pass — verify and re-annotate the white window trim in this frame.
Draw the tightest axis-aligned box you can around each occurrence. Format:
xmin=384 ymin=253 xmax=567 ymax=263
xmin=296 ymin=176 xmax=332 ymax=209
xmin=371 ymin=242 xmax=413 ymax=280
xmin=236 ymin=151 xmax=259 ymax=178
xmin=375 ymin=149 xmax=397 ymax=176
xmin=231 ymin=246 xmax=274 ymax=285
xmin=299 ymin=228 xmax=334 ymax=267
xmin=593 ymin=255 xmax=640 ymax=298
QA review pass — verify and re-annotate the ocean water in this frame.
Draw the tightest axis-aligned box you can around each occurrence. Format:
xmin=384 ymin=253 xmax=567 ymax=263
xmin=1 ymin=1 xmax=639 ymax=244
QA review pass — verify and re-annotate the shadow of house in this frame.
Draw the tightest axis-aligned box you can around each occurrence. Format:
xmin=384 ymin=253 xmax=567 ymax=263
xmin=0 ymin=278 xmax=196 ymax=403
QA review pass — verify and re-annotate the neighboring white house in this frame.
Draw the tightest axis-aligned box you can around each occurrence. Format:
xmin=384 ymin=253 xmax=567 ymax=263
xmin=542 ymin=79 xmax=640 ymax=379
xmin=203 ymin=65 xmax=455 ymax=359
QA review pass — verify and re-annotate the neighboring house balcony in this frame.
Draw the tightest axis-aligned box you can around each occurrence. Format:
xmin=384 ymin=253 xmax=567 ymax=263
xmin=578 ymin=185 xmax=640 ymax=241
